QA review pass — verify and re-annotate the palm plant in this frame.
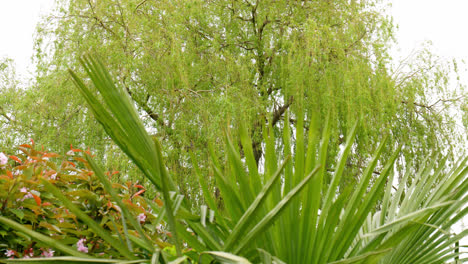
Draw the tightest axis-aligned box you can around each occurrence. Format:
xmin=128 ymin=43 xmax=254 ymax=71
xmin=0 ymin=54 xmax=466 ymax=263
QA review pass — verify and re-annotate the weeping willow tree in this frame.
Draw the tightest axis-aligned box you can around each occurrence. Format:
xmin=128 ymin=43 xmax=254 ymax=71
xmin=2 ymin=0 xmax=464 ymax=202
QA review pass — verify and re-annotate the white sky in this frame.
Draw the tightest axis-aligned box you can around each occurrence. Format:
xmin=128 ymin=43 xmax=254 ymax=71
xmin=0 ymin=0 xmax=55 ymax=79
xmin=0 ymin=0 xmax=466 ymax=254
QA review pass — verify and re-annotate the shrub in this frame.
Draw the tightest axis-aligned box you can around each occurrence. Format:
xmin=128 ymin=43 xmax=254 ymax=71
xmin=0 ymin=142 xmax=174 ymax=260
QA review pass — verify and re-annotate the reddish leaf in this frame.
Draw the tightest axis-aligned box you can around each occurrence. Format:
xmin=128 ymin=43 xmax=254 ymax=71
xmin=42 ymin=202 xmax=52 ymax=206
xmin=30 ymin=138 xmax=35 ymax=145
xmin=132 ymin=189 xmax=145 ymax=199
xmin=43 ymin=152 xmax=60 ymax=158
xmin=31 ymin=193 xmax=41 ymax=206
xmin=67 ymin=161 xmax=76 ymax=167
xmin=73 ymin=157 xmax=88 ymax=163
xmin=6 ymin=170 xmax=13 ymax=179
xmin=19 ymin=144 xmax=32 ymax=149
xmin=31 ymin=156 xmax=41 ymax=161
xmin=9 ymin=155 xmax=22 ymax=164
xmin=112 ymin=171 xmax=119 ymax=175
xmin=70 ymin=144 xmax=82 ymax=152
xmin=134 ymin=184 xmax=144 ymax=189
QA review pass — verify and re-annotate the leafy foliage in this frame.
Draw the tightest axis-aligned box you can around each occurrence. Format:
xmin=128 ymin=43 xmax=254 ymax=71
xmin=0 ymin=0 xmax=463 ymax=205
xmin=2 ymin=56 xmax=464 ymax=263
xmin=0 ymin=142 xmax=174 ymax=260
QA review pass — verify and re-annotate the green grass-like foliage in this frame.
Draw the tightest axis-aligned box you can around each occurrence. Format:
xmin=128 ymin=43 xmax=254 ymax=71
xmin=1 ymin=54 xmax=467 ymax=263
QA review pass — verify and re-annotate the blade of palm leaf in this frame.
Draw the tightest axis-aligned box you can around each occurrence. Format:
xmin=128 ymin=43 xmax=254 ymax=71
xmin=399 ymin=158 xmax=435 ymax=214
xmin=380 ymin=169 xmax=395 ymax=226
xmin=288 ymin=108 xmax=305 ymax=263
xmin=262 ymin=121 xmax=284 ymax=255
xmin=187 ymin=222 xmax=222 ymax=251
xmin=239 ymin=123 xmax=261 ymax=193
xmin=361 ymin=223 xmax=421 ymax=263
xmin=387 ymin=162 xmax=411 ymax=222
xmin=232 ymin=165 xmax=321 ymax=255
xmin=416 ymin=156 xmax=447 ymax=207
xmin=396 ymin=196 xmax=468 ymax=263
xmin=429 ymin=159 xmax=468 ymax=204
xmin=223 ymin=156 xmax=291 ymax=251
xmin=76 ymin=55 xmax=178 ymax=197
xmin=278 ymin=111 xmax=294 ymax=260
xmin=334 ymin=146 xmax=401 ymax=260
xmin=327 ymin=136 xmax=388 ymax=261
xmin=175 ymin=223 xmax=208 ymax=253
xmin=305 ymin=114 xmax=331 ymax=264
xmin=394 ymin=179 xmax=468 ymax=262
xmin=316 ymin=188 xmax=351 ymax=264
xmin=85 ymin=155 xmax=154 ymax=250
xmin=154 ymin=140 xmax=183 ymax=256
xmin=298 ymin=110 xmax=320 ymax=262
xmin=225 ymin=132 xmax=255 ymax=207
xmin=120 ymin=212 xmax=133 ymax=252
xmin=395 ymin=228 xmax=468 ymax=264
xmin=313 ymin=121 xmax=357 ymax=264
xmin=79 ymin=56 xmax=154 ymax=157
xmin=199 ymin=251 xmax=251 ymax=264
xmin=167 ymin=256 xmax=188 ymax=264
xmin=0 ymin=216 xmax=89 ymax=258
xmin=211 ymin=158 xmax=244 ymax=221
xmin=69 ymin=68 xmax=163 ymax=191
xmin=127 ymin=233 xmax=153 ymax=252
xmin=72 ymin=57 xmax=182 ymax=255
xmin=108 ymin=213 xmax=128 ymax=250
xmin=189 ymin=151 xmax=219 ymax=218
xmin=361 ymin=201 xmax=455 ymax=238
xmin=322 ymin=121 xmax=358 ymax=216
xmin=41 ymin=180 xmax=136 ymax=260
xmin=405 ymin=228 xmax=468 ymax=264
xmin=327 ymin=248 xmax=392 ymax=264
xmin=151 ymin=249 xmax=160 ymax=264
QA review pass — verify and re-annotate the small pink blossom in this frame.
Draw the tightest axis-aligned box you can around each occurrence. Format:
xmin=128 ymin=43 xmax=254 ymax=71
xmin=41 ymin=248 xmax=54 ymax=258
xmin=5 ymin=249 xmax=15 ymax=257
xmin=0 ymin=153 xmax=7 ymax=166
xmin=20 ymin=187 xmax=28 ymax=193
xmin=66 ymin=150 xmax=74 ymax=156
xmin=77 ymin=238 xmax=88 ymax=253
xmin=137 ymin=213 xmax=146 ymax=223
xmin=23 ymin=248 xmax=34 ymax=258
xmin=50 ymin=173 xmax=57 ymax=180
xmin=23 ymin=192 xmax=33 ymax=200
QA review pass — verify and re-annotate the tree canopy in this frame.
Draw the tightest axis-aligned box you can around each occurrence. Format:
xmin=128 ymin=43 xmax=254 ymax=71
xmin=1 ymin=0 xmax=466 ymax=200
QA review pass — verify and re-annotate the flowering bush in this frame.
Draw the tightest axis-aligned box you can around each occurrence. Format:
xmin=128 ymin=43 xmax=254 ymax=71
xmin=0 ymin=141 xmax=172 ymax=259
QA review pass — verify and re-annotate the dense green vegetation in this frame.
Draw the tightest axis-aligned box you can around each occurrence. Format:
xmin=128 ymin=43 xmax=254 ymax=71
xmin=0 ymin=0 xmax=467 ymax=263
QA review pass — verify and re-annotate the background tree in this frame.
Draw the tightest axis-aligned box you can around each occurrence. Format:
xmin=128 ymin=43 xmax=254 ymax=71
xmin=2 ymin=0 xmax=464 ymax=202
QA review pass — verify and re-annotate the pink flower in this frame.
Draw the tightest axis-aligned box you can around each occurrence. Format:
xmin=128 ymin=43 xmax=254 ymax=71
xmin=50 ymin=173 xmax=57 ymax=180
xmin=20 ymin=187 xmax=28 ymax=193
xmin=0 ymin=153 xmax=7 ymax=166
xmin=5 ymin=249 xmax=15 ymax=257
xmin=66 ymin=150 xmax=74 ymax=156
xmin=137 ymin=213 xmax=146 ymax=223
xmin=77 ymin=238 xmax=88 ymax=253
xmin=23 ymin=248 xmax=34 ymax=258
xmin=41 ymin=248 xmax=54 ymax=258
xmin=23 ymin=192 xmax=33 ymax=200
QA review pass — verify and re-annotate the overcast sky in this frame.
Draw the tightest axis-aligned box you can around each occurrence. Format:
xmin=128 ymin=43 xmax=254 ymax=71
xmin=0 ymin=0 xmax=55 ymax=79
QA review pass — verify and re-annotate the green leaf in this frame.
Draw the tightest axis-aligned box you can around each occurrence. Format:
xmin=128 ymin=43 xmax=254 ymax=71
xmin=199 ymin=251 xmax=252 ymax=264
